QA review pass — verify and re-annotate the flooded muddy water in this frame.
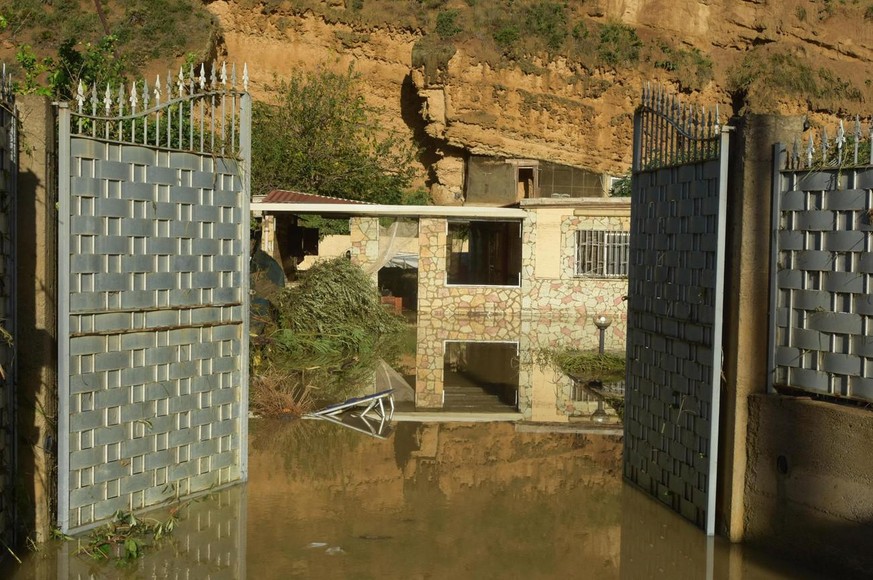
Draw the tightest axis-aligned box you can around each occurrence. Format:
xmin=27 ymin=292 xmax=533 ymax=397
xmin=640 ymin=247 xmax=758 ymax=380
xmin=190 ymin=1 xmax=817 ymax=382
xmin=5 ymin=420 xmax=821 ymax=579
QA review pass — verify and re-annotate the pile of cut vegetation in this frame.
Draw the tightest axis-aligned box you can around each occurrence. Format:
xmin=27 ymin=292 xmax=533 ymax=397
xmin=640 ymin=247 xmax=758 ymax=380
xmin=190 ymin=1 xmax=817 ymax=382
xmin=250 ymin=257 xmax=405 ymax=417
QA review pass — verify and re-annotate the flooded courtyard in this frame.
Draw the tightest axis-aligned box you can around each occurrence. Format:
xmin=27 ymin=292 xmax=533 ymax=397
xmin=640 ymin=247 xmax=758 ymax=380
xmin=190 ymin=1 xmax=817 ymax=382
xmin=4 ymin=419 xmax=821 ymax=579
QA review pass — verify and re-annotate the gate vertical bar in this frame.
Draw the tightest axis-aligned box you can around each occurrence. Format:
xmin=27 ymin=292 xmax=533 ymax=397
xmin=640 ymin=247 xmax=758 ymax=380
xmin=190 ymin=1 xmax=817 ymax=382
xmin=238 ymin=91 xmax=251 ymax=481
xmin=632 ymin=110 xmax=643 ymax=173
xmin=767 ymin=144 xmax=786 ymax=395
xmin=706 ymin=127 xmax=731 ymax=535
xmin=56 ymin=103 xmax=71 ymax=533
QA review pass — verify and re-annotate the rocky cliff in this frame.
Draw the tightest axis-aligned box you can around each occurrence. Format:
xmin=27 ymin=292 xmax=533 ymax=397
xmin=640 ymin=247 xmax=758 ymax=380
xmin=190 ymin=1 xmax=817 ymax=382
xmin=8 ymin=0 xmax=869 ymax=199
xmin=204 ymin=0 xmax=873 ymax=201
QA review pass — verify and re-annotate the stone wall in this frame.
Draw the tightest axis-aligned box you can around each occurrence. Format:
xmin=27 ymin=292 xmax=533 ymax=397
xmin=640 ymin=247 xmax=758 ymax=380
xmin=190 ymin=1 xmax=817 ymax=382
xmin=519 ymin=199 xmax=630 ymax=421
xmin=416 ymin=217 xmax=521 ymax=407
xmin=521 ymin=201 xmax=630 ymax=350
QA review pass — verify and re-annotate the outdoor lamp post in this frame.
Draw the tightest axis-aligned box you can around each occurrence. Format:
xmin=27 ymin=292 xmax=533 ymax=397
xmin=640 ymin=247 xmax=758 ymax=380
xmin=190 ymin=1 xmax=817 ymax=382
xmin=593 ymin=314 xmax=612 ymax=354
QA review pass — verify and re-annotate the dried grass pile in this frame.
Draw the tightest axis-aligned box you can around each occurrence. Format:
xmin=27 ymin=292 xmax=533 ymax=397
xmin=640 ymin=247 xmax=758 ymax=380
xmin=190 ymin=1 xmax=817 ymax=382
xmin=250 ymin=257 xmax=405 ymax=417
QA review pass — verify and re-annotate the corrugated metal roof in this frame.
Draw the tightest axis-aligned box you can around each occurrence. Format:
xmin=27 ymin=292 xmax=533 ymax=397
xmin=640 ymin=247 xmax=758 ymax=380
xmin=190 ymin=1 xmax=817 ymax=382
xmin=262 ymin=189 xmax=372 ymax=205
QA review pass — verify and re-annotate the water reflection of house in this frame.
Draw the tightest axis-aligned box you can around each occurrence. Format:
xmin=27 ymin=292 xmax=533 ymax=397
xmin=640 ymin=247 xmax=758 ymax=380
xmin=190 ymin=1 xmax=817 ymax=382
xmin=253 ymin=157 xmax=630 ymax=421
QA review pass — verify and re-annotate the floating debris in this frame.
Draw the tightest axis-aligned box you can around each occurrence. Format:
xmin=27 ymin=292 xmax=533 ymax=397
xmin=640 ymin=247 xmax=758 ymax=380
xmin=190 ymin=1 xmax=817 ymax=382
xmin=305 ymin=542 xmax=328 ymax=549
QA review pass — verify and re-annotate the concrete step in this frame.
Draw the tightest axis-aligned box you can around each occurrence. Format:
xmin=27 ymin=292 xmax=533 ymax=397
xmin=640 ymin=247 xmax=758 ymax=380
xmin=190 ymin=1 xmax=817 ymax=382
xmin=443 ymin=386 xmax=516 ymax=412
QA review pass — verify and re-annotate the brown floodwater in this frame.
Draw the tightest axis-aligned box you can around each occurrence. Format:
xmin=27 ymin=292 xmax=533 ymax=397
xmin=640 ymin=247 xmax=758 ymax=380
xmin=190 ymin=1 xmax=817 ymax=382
xmin=3 ymin=419 xmax=824 ymax=579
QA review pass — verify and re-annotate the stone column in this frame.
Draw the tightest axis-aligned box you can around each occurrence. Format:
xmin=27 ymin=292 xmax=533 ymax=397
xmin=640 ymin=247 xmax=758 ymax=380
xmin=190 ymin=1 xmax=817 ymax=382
xmin=16 ymin=94 xmax=59 ymax=542
xmin=719 ymin=113 xmax=803 ymax=541
xmin=414 ymin=218 xmax=445 ymax=408
xmin=349 ymin=216 xmax=380 ymax=284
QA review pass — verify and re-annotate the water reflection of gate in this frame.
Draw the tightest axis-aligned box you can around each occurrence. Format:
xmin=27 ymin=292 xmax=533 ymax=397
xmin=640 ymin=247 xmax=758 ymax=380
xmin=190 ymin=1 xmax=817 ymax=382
xmin=624 ymin=87 xmax=729 ymax=535
xmin=59 ymin=486 xmax=247 ymax=579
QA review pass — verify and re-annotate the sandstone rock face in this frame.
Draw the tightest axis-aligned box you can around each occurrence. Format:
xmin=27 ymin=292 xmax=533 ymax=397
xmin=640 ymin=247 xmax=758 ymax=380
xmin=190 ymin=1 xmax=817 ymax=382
xmin=205 ymin=0 xmax=873 ymax=192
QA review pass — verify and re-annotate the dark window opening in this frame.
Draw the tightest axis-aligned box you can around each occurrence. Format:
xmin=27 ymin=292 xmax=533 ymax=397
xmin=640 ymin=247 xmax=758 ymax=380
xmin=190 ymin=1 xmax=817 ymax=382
xmin=517 ymin=166 xmax=536 ymax=199
xmin=446 ymin=220 xmax=522 ymax=286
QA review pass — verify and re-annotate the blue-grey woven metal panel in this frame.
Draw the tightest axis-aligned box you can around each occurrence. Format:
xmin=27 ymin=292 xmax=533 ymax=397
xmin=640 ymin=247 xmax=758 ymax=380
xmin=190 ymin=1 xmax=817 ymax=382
xmin=623 ymin=159 xmax=724 ymax=532
xmin=0 ymin=91 xmax=16 ymax=555
xmin=771 ymin=164 xmax=873 ymax=402
xmin=60 ymin=138 xmax=247 ymax=533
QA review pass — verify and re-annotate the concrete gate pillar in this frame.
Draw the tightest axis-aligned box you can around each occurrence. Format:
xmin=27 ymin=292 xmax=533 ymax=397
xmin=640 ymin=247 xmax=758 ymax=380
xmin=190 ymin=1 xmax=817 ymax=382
xmin=16 ymin=94 xmax=59 ymax=542
xmin=719 ymin=113 xmax=804 ymax=541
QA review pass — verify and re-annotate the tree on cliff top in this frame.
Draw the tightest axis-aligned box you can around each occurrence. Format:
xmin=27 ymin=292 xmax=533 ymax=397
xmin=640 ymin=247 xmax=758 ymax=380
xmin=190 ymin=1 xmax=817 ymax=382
xmin=251 ymin=67 xmax=418 ymax=204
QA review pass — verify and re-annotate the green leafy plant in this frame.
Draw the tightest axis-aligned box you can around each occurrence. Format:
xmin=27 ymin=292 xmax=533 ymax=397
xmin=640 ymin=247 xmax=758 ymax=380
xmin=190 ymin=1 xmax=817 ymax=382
xmin=597 ymin=21 xmax=642 ymax=67
xmin=493 ymin=25 xmax=521 ymax=53
xmin=14 ymin=36 xmax=127 ymax=99
xmin=250 ymin=258 xmax=406 ymax=413
xmin=524 ymin=1 xmax=568 ymax=52
xmin=435 ymin=9 xmax=462 ymax=39
xmin=251 ymin=66 xmax=418 ymax=205
xmin=610 ymin=174 xmax=631 ymax=197
xmin=76 ymin=509 xmax=179 ymax=562
xmin=3 ymin=0 xmax=216 ymax=72
xmin=728 ymin=48 xmax=863 ymax=112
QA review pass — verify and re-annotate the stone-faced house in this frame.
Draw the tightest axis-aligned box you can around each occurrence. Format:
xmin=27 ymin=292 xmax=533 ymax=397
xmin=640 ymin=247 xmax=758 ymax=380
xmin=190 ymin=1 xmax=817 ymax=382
xmin=253 ymin=157 xmax=630 ymax=422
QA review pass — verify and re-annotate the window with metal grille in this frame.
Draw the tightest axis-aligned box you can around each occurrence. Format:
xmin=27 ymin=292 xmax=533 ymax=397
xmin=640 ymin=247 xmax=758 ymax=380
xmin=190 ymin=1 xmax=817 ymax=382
xmin=575 ymin=230 xmax=630 ymax=277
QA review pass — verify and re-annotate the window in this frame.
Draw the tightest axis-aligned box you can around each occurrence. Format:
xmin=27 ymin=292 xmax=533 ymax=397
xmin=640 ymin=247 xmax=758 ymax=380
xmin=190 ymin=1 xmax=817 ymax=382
xmin=446 ymin=220 xmax=522 ymax=286
xmin=575 ymin=230 xmax=630 ymax=277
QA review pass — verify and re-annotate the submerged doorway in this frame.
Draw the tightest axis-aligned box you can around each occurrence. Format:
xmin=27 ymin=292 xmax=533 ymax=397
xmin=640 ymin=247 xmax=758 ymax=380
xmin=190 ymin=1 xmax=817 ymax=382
xmin=443 ymin=341 xmax=519 ymax=411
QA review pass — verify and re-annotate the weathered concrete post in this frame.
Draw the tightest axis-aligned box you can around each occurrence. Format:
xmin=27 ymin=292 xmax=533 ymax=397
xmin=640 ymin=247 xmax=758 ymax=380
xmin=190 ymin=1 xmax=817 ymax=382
xmin=15 ymin=95 xmax=59 ymax=542
xmin=719 ymin=113 xmax=803 ymax=540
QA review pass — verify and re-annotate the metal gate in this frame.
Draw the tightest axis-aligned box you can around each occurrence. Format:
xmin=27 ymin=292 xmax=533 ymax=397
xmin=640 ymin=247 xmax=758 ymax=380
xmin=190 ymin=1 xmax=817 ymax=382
xmin=0 ymin=68 xmax=18 ymax=552
xmin=769 ymin=135 xmax=873 ymax=402
xmin=623 ymin=87 xmax=729 ymax=535
xmin=57 ymin=64 xmax=250 ymax=533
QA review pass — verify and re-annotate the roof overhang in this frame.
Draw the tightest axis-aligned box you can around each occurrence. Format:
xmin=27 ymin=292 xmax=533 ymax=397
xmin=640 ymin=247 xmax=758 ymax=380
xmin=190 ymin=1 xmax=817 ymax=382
xmin=251 ymin=202 xmax=527 ymax=220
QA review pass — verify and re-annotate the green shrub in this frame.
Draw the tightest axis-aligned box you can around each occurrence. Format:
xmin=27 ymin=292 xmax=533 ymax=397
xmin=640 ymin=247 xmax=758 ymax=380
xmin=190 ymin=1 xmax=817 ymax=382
xmin=435 ymin=9 xmax=463 ymax=39
xmin=524 ymin=1 xmax=568 ymax=52
xmin=252 ymin=66 xmax=417 ymax=203
xmin=610 ymin=174 xmax=631 ymax=197
xmin=252 ymin=258 xmax=406 ymax=408
xmin=654 ymin=42 xmax=713 ymax=91
xmin=597 ymin=21 xmax=642 ymax=67
xmin=572 ymin=21 xmax=589 ymax=40
xmin=493 ymin=25 xmax=521 ymax=52
xmin=728 ymin=49 xmax=863 ymax=111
